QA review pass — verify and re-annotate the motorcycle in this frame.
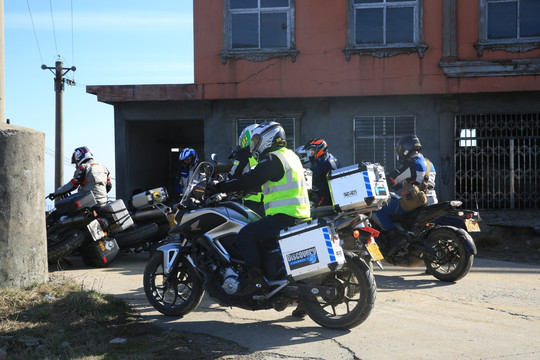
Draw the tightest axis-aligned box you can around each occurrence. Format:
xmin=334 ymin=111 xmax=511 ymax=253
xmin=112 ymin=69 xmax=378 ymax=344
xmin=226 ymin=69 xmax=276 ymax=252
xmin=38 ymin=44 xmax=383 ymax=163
xmin=143 ymin=161 xmax=377 ymax=330
xmin=113 ymin=187 xmax=177 ymax=252
xmin=46 ymin=191 xmax=160 ymax=267
xmin=312 ymin=161 xmax=479 ymax=282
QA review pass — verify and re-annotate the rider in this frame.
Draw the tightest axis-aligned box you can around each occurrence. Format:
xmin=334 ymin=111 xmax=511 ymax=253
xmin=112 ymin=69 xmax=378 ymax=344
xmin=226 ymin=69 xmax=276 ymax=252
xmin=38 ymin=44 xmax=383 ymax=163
xmin=228 ymin=124 xmax=264 ymax=216
xmin=210 ymin=121 xmax=311 ymax=296
xmin=306 ymin=138 xmax=341 ymax=207
xmin=49 ymin=146 xmax=112 ymax=206
xmin=175 ymin=147 xmax=199 ymax=198
xmin=372 ymin=135 xmax=437 ymax=248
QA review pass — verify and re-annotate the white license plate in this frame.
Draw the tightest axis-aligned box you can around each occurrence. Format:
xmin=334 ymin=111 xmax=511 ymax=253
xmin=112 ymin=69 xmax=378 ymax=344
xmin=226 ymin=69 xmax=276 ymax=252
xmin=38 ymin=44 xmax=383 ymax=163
xmin=87 ymin=219 xmax=105 ymax=241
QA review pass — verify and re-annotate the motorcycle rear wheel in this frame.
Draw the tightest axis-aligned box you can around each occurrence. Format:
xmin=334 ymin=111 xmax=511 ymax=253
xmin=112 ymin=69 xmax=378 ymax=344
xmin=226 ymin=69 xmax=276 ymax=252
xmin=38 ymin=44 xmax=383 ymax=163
xmin=47 ymin=230 xmax=87 ymax=263
xmin=143 ymin=252 xmax=204 ymax=316
xmin=424 ymin=227 xmax=474 ymax=282
xmin=113 ymin=223 xmax=159 ymax=249
xmin=301 ymin=252 xmax=376 ymax=330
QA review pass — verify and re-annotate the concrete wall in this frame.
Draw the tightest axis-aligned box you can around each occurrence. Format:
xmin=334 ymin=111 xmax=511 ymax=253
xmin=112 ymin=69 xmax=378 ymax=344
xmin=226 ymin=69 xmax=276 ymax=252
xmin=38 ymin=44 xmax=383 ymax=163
xmin=0 ymin=123 xmax=47 ymax=288
xmin=110 ymin=91 xmax=540 ymax=204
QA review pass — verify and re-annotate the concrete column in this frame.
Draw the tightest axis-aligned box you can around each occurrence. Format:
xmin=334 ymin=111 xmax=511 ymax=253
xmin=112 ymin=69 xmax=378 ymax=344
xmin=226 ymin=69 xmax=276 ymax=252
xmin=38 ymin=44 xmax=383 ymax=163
xmin=0 ymin=123 xmax=48 ymax=288
xmin=436 ymin=99 xmax=459 ymax=202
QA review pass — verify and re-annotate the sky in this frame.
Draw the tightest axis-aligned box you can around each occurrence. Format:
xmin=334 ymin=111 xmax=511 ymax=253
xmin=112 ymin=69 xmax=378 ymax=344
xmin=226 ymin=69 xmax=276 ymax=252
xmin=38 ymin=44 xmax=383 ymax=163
xmin=4 ymin=0 xmax=195 ymax=207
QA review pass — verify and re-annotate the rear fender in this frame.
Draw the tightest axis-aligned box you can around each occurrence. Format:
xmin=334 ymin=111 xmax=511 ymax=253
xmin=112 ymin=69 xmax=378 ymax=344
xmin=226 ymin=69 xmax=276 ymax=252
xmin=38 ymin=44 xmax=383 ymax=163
xmin=429 ymin=225 xmax=477 ymax=255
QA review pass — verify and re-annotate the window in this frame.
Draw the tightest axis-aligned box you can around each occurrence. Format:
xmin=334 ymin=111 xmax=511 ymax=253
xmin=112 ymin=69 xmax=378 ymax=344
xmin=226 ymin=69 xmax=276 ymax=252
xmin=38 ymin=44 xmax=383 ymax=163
xmin=237 ymin=118 xmax=296 ymax=150
xmin=476 ymin=0 xmax=540 ymax=55
xmin=220 ymin=0 xmax=297 ymax=63
xmin=344 ymin=0 xmax=426 ymax=59
xmin=354 ymin=116 xmax=416 ymax=170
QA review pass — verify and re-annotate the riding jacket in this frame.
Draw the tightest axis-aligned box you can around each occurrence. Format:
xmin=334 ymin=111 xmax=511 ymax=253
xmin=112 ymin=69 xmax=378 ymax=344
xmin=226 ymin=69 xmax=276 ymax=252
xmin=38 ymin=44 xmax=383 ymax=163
xmin=54 ymin=160 xmax=112 ymax=206
xmin=388 ymin=153 xmax=437 ymax=203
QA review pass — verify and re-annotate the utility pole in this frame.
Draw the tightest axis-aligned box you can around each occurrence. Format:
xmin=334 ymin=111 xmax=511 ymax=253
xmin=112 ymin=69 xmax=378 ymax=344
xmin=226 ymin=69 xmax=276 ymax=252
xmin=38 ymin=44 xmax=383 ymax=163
xmin=42 ymin=61 xmax=76 ymax=191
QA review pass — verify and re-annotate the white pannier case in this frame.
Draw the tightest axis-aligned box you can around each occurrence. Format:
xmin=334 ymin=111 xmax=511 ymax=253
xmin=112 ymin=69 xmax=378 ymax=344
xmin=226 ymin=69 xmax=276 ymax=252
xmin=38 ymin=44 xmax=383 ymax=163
xmin=278 ymin=219 xmax=346 ymax=280
xmin=132 ymin=187 xmax=169 ymax=210
xmin=328 ymin=163 xmax=390 ymax=212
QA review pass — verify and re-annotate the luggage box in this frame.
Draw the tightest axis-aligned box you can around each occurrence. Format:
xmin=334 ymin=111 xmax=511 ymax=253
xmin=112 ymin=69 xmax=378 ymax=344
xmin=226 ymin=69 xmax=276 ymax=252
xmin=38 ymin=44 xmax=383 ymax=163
xmin=328 ymin=163 xmax=390 ymax=212
xmin=278 ymin=219 xmax=345 ymax=280
xmin=80 ymin=238 xmax=120 ymax=268
xmin=100 ymin=199 xmax=134 ymax=233
xmin=55 ymin=191 xmax=97 ymax=215
xmin=132 ymin=187 xmax=168 ymax=209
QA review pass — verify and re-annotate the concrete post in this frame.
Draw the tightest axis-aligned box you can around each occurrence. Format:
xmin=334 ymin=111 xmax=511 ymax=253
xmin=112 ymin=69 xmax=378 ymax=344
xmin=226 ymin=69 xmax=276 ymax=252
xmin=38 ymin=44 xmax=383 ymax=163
xmin=436 ymin=98 xmax=459 ymax=202
xmin=0 ymin=123 xmax=48 ymax=288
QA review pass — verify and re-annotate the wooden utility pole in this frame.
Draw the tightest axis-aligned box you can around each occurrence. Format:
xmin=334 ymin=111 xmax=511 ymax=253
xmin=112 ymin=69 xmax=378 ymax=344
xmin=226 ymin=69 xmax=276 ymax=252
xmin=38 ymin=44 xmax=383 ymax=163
xmin=42 ymin=61 xmax=76 ymax=190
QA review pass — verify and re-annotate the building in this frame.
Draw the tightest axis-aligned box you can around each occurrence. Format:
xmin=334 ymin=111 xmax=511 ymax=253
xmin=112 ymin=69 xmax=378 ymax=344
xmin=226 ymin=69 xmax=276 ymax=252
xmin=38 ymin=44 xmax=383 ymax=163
xmin=87 ymin=0 xmax=540 ymax=209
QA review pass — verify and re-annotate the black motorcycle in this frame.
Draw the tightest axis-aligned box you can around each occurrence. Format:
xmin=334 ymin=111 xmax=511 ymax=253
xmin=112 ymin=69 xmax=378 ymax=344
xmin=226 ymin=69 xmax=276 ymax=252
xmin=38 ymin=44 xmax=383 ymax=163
xmin=365 ymin=199 xmax=479 ymax=282
xmin=143 ymin=161 xmax=377 ymax=330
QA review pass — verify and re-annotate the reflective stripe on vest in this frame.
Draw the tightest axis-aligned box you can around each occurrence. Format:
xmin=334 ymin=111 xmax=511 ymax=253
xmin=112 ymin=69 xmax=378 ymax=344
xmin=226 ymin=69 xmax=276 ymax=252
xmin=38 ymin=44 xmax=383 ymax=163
xmin=262 ymin=148 xmax=310 ymax=218
xmin=243 ymin=156 xmax=262 ymax=203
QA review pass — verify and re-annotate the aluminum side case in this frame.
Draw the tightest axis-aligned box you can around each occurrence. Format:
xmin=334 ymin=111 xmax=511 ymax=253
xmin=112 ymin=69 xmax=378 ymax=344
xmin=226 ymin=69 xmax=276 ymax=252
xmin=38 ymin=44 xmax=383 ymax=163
xmin=278 ymin=219 xmax=345 ymax=281
xmin=328 ymin=163 xmax=390 ymax=212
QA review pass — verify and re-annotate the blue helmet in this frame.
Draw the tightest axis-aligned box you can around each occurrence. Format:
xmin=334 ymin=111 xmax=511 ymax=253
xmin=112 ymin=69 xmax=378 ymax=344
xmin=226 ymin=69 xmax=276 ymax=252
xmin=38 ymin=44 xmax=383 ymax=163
xmin=71 ymin=146 xmax=93 ymax=166
xmin=179 ymin=147 xmax=198 ymax=168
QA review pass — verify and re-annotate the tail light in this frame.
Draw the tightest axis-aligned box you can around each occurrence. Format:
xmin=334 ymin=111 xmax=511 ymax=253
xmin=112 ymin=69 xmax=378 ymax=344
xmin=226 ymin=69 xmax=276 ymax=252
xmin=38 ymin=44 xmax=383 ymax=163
xmin=353 ymin=227 xmax=380 ymax=239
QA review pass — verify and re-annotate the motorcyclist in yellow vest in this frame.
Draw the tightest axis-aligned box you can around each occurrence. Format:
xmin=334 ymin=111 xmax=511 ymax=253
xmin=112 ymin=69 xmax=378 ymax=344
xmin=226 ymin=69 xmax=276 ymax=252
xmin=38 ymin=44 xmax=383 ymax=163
xmin=212 ymin=122 xmax=310 ymax=296
xmin=228 ymin=124 xmax=264 ymax=216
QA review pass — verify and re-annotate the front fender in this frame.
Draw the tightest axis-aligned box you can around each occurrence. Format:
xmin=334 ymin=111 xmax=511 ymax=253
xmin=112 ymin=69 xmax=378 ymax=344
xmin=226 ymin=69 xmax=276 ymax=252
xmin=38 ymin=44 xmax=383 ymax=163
xmin=156 ymin=242 xmax=181 ymax=275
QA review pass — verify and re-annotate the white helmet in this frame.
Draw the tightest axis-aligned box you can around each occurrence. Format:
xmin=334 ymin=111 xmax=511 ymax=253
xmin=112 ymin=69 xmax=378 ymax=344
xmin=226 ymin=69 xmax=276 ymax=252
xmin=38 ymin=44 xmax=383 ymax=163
xmin=179 ymin=147 xmax=198 ymax=169
xmin=238 ymin=124 xmax=259 ymax=149
xmin=250 ymin=121 xmax=286 ymax=158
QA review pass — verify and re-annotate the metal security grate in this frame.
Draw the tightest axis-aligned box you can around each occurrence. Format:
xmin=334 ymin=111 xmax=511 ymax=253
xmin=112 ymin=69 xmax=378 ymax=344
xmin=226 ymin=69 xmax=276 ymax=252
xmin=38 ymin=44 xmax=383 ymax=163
xmin=455 ymin=113 xmax=540 ymax=209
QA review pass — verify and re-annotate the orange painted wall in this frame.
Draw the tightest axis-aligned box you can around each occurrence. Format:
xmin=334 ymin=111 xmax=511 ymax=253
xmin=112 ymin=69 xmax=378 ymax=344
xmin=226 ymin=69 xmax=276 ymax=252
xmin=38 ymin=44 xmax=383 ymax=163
xmin=193 ymin=0 xmax=540 ymax=100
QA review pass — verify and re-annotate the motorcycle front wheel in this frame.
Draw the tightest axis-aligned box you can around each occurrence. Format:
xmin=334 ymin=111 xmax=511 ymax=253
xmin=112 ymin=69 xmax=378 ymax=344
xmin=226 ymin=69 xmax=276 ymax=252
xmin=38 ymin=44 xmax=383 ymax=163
xmin=424 ymin=227 xmax=474 ymax=282
xmin=143 ymin=252 xmax=204 ymax=316
xmin=301 ymin=252 xmax=376 ymax=330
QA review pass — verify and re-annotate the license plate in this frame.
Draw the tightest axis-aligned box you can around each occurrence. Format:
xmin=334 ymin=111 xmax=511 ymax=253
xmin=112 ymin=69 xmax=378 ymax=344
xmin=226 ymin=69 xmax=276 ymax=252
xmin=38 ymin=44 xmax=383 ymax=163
xmin=366 ymin=242 xmax=384 ymax=261
xmin=465 ymin=219 xmax=481 ymax=232
xmin=87 ymin=219 xmax=105 ymax=241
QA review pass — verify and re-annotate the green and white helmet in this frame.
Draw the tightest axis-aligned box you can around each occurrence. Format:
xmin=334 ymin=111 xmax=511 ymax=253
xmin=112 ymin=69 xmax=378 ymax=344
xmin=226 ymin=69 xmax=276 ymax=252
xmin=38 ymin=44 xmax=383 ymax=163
xmin=238 ymin=124 xmax=259 ymax=149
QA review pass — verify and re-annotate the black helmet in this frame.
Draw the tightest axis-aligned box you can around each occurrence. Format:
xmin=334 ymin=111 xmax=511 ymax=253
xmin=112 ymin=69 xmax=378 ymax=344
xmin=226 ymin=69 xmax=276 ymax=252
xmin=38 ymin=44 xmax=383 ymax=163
xmin=395 ymin=135 xmax=422 ymax=161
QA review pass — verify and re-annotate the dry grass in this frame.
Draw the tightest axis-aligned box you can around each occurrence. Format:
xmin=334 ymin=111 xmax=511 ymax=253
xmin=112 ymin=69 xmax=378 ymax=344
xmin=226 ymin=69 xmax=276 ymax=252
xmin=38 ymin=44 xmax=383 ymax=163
xmin=0 ymin=281 xmax=248 ymax=360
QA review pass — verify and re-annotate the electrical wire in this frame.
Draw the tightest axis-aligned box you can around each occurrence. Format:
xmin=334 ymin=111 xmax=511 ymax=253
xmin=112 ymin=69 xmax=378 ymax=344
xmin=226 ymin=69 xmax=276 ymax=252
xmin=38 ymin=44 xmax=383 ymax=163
xmin=49 ymin=0 xmax=59 ymax=57
xmin=25 ymin=0 xmax=44 ymax=64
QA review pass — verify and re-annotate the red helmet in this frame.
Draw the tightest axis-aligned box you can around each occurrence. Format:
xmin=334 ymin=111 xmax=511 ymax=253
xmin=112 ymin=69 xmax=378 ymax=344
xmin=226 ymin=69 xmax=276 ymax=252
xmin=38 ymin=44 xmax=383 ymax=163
xmin=307 ymin=138 xmax=328 ymax=159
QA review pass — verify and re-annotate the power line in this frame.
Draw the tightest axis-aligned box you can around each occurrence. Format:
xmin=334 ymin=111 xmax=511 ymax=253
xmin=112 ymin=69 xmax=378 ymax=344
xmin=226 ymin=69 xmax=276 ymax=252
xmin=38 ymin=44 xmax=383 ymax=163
xmin=25 ymin=0 xmax=44 ymax=64
xmin=48 ymin=0 xmax=59 ymax=57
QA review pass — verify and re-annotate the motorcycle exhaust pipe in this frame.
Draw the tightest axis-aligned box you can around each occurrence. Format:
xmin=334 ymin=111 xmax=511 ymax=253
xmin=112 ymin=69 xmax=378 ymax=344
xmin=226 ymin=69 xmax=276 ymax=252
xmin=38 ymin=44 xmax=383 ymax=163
xmin=132 ymin=208 xmax=167 ymax=222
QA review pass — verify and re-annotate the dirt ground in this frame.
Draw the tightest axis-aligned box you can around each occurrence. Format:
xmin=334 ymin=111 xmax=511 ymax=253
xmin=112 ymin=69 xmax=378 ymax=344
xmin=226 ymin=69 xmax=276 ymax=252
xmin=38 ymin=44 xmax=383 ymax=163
xmin=472 ymin=224 xmax=540 ymax=265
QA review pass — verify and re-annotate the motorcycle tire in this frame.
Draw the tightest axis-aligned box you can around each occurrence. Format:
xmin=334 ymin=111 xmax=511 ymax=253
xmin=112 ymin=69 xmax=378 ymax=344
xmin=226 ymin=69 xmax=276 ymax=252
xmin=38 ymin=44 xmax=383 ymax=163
xmin=301 ymin=252 xmax=376 ymax=330
xmin=143 ymin=251 xmax=204 ymax=316
xmin=113 ymin=223 xmax=160 ymax=249
xmin=424 ymin=227 xmax=474 ymax=282
xmin=47 ymin=230 xmax=87 ymax=263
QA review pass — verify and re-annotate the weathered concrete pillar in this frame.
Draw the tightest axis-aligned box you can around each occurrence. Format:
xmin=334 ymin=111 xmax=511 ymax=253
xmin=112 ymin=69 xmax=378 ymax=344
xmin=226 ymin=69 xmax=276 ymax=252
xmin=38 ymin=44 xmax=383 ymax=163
xmin=0 ymin=123 xmax=48 ymax=288
xmin=436 ymin=98 xmax=459 ymax=202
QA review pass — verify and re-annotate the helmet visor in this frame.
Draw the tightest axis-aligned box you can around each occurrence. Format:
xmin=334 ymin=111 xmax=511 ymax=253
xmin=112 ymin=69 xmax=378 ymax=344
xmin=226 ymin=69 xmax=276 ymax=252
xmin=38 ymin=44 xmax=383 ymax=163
xmin=250 ymin=134 xmax=262 ymax=154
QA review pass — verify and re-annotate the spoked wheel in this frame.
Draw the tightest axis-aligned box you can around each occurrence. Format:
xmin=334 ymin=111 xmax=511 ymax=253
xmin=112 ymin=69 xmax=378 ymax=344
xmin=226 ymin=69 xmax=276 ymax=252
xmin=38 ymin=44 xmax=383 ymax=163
xmin=301 ymin=252 xmax=376 ymax=330
xmin=143 ymin=251 xmax=204 ymax=316
xmin=424 ymin=227 xmax=474 ymax=282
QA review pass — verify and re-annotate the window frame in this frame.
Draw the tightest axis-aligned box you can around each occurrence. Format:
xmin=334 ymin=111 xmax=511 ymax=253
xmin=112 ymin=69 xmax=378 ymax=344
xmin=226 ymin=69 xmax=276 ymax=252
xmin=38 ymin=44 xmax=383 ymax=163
xmin=220 ymin=0 xmax=298 ymax=64
xmin=475 ymin=0 xmax=540 ymax=56
xmin=344 ymin=0 xmax=427 ymax=60
xmin=353 ymin=115 xmax=416 ymax=170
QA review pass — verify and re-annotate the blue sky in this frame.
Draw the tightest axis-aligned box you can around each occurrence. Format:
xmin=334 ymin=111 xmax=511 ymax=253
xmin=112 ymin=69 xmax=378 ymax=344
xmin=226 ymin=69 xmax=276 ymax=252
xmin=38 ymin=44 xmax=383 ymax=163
xmin=4 ymin=0 xmax=194 ymax=205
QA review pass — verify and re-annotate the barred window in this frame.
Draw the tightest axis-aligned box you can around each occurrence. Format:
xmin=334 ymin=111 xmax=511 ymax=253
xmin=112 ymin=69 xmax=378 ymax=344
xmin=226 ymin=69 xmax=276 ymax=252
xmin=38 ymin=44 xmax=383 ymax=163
xmin=354 ymin=115 xmax=416 ymax=170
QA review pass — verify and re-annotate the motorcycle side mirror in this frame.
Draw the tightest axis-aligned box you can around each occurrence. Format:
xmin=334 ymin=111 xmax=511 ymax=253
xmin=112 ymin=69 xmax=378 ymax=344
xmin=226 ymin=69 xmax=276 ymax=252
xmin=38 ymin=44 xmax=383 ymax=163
xmin=210 ymin=153 xmax=218 ymax=164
